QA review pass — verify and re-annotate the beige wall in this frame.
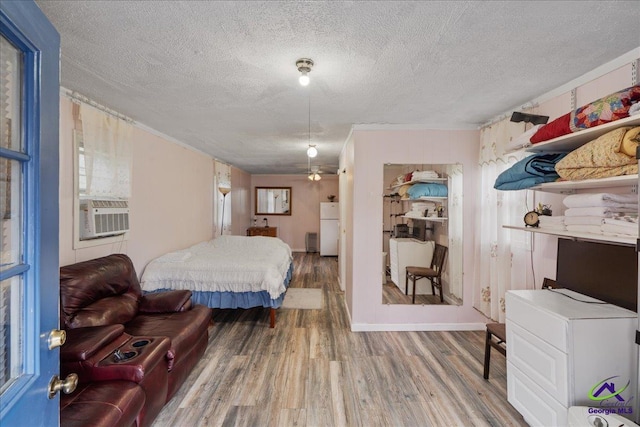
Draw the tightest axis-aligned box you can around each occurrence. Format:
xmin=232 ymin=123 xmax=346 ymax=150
xmin=59 ymin=97 xmax=214 ymax=275
xmin=250 ymin=174 xmax=339 ymax=251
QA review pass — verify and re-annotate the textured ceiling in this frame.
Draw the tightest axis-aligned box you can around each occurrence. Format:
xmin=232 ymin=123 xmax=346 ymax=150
xmin=36 ymin=1 xmax=640 ymax=174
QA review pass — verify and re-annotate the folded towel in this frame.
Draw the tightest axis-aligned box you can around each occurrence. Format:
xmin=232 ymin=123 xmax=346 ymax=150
xmin=538 ymin=215 xmax=565 ymax=224
xmin=563 ymin=216 xmax=605 ymax=226
xmin=538 ymin=215 xmax=566 ymax=230
xmin=566 ymin=224 xmax=603 ymax=234
xmin=564 ymin=206 xmax=638 ymax=217
xmin=563 ymin=192 xmax=637 ymax=208
xmin=412 ymin=170 xmax=439 ymax=181
xmin=601 ymin=223 xmax=638 ymax=237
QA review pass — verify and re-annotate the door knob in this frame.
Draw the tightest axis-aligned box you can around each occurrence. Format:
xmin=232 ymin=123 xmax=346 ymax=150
xmin=48 ymin=329 xmax=66 ymax=350
xmin=48 ymin=373 xmax=78 ymax=399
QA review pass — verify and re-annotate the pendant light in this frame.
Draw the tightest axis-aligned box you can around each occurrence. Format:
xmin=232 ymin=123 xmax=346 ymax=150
xmin=296 ymin=58 xmax=314 ymax=86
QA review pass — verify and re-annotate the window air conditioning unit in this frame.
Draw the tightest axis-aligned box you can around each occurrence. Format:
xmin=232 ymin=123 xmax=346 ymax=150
xmin=80 ymin=199 xmax=130 ymax=239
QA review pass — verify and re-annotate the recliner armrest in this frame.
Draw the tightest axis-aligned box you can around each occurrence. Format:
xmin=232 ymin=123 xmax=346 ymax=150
xmin=61 ymin=325 xmax=126 ymax=362
xmin=139 ymin=290 xmax=192 ymax=313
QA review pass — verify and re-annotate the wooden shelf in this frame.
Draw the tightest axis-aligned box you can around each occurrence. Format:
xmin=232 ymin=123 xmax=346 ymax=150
xmin=530 ymin=174 xmax=638 ymax=193
xmin=503 ymin=225 xmax=636 ymax=246
xmin=525 ymin=115 xmax=640 ymax=154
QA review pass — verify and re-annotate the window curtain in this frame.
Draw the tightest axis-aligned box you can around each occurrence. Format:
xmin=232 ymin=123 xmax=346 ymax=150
xmin=215 ymin=161 xmax=231 ymax=235
xmin=473 ymin=117 xmax=535 ymax=322
xmin=80 ymin=104 xmax=133 ymax=198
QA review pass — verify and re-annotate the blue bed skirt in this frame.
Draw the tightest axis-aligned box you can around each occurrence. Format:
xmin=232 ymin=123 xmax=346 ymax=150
xmin=146 ymin=262 xmax=294 ymax=310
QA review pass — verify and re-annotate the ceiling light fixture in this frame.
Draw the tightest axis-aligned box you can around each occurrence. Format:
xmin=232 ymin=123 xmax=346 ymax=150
xmin=308 ymin=172 xmax=321 ymax=181
xmin=307 ymin=144 xmax=317 ymax=158
xmin=296 ymin=58 xmax=314 ymax=86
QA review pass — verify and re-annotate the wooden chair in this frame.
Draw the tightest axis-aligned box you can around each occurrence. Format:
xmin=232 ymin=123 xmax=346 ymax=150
xmin=483 ymin=322 xmax=506 ymax=379
xmin=405 ymin=243 xmax=448 ymax=304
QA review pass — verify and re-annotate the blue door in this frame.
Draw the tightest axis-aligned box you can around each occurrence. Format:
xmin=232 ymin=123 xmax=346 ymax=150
xmin=0 ymin=1 xmax=61 ymax=425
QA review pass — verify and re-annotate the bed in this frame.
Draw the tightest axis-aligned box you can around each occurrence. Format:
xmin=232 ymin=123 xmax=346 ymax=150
xmin=141 ymin=235 xmax=294 ymax=327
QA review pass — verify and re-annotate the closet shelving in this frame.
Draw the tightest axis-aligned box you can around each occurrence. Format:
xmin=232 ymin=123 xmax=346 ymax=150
xmin=503 ymin=114 xmax=639 ymax=245
xmin=387 ymin=178 xmax=449 ymax=223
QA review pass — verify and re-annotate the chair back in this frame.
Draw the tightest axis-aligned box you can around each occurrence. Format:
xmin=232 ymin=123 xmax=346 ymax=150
xmin=431 ymin=244 xmax=448 ymax=275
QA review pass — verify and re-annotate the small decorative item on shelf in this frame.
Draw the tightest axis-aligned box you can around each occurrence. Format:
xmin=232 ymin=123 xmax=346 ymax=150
xmin=436 ymin=206 xmax=444 ymax=218
xmin=536 ymin=203 xmax=552 ymax=216
xmin=327 ymin=195 xmax=336 ymax=202
xmin=263 ymin=217 xmax=268 ymax=227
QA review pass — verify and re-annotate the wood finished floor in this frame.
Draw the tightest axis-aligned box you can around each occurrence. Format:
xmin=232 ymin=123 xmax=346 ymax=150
xmin=152 ymin=252 xmax=525 ymax=427
xmin=382 ymin=281 xmax=449 ymax=305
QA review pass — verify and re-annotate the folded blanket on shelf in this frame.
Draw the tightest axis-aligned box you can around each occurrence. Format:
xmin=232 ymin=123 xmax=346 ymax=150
xmin=494 ymin=153 xmax=566 ymax=191
xmin=563 ymin=192 xmax=637 ymax=208
xmin=538 ymin=215 xmax=566 ymax=230
xmin=555 ymin=127 xmax=638 ymax=180
xmin=563 ymin=216 xmax=605 ymax=226
xmin=412 ymin=170 xmax=439 ymax=180
xmin=407 ymin=183 xmax=448 ymax=198
xmin=564 ymin=206 xmax=638 ymax=217
xmin=566 ymin=224 xmax=602 ymax=234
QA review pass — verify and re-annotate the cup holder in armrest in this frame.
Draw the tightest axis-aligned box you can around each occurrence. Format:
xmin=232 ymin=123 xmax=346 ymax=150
xmin=113 ymin=349 xmax=138 ymax=362
xmin=132 ymin=339 xmax=150 ymax=348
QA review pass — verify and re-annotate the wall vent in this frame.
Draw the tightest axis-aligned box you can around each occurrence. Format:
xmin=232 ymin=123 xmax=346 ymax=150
xmin=80 ymin=199 xmax=129 ymax=239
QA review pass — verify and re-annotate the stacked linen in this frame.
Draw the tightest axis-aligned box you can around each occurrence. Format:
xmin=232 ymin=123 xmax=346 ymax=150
xmin=602 ymin=216 xmax=638 ymax=237
xmin=405 ymin=202 xmax=430 ymax=218
xmin=563 ymin=193 xmax=637 ymax=236
xmin=538 ymin=215 xmax=566 ymax=231
xmin=411 ymin=170 xmax=439 ymax=181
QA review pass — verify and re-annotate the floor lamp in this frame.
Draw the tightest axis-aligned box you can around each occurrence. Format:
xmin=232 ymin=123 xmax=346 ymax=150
xmin=219 ymin=186 xmax=231 ymax=235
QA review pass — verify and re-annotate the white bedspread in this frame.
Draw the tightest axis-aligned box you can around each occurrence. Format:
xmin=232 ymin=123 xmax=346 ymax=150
xmin=141 ymin=235 xmax=293 ymax=299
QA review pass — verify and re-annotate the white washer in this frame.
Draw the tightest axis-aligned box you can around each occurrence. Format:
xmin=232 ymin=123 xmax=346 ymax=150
xmin=568 ymin=406 xmax=639 ymax=427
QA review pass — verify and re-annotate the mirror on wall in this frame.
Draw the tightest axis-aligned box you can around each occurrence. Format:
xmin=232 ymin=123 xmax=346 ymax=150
xmin=382 ymin=164 xmax=463 ymax=306
xmin=255 ymin=187 xmax=292 ymax=215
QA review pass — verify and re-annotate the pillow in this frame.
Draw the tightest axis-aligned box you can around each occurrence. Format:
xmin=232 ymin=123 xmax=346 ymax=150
xmin=505 ymin=124 xmax=544 ymax=151
xmin=530 ymin=112 xmax=572 ymax=143
xmin=619 ymin=127 xmax=640 ymax=157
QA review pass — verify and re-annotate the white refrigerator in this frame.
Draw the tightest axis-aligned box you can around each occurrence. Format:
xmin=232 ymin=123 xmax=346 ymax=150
xmin=320 ymin=202 xmax=339 ymax=256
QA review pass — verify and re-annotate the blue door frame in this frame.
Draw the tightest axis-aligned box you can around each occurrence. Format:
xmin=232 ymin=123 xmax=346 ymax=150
xmin=0 ymin=1 xmax=60 ymax=425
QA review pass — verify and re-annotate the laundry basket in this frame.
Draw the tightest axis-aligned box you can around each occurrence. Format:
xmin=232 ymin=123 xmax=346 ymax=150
xmin=305 ymin=232 xmax=318 ymax=253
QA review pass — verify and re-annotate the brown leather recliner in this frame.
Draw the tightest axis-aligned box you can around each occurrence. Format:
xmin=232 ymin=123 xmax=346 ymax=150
xmin=59 ymin=254 xmax=212 ymax=427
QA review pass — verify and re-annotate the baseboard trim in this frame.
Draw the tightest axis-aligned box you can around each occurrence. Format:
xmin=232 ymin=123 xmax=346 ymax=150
xmin=350 ymin=322 xmax=486 ymax=332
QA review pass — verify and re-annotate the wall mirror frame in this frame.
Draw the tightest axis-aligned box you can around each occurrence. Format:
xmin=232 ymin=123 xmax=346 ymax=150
xmin=255 ymin=186 xmax=292 ymax=216
xmin=382 ymin=163 xmax=463 ymax=306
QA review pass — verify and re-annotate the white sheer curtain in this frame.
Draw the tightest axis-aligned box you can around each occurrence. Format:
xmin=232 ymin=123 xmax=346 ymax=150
xmin=80 ymin=104 xmax=133 ymax=198
xmin=473 ymin=118 xmax=535 ymax=322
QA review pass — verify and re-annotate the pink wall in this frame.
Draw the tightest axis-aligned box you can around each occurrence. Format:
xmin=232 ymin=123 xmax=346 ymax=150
xmin=342 ymin=127 xmax=487 ymax=330
xmin=250 ymin=174 xmax=339 ymax=251
xmin=59 ymin=97 xmax=214 ymax=275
